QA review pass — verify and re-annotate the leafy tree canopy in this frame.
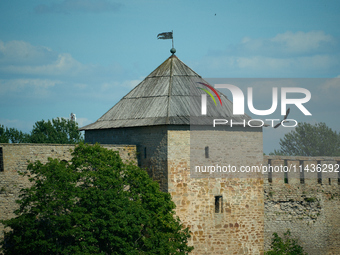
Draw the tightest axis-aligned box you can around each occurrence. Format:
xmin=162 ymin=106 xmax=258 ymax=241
xmin=265 ymin=230 xmax=307 ymax=255
xmin=271 ymin=122 xmax=340 ymax=156
xmin=0 ymin=125 xmax=8 ymax=143
xmin=30 ymin=118 xmax=83 ymax=144
xmin=1 ymin=143 xmax=193 ymax=255
xmin=0 ymin=125 xmax=30 ymax=143
xmin=0 ymin=118 xmax=83 ymax=144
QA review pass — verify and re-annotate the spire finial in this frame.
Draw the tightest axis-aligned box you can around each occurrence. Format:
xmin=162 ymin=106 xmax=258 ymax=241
xmin=170 ymin=48 xmax=176 ymax=54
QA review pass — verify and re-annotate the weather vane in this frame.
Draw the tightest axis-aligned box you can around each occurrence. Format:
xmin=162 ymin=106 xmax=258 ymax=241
xmin=157 ymin=30 xmax=176 ymax=54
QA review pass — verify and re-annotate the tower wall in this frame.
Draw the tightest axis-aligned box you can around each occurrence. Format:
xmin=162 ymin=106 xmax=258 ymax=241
xmin=168 ymin=128 xmax=264 ymax=255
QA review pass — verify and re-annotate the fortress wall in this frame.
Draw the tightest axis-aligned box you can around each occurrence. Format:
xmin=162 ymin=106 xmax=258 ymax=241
xmin=0 ymin=143 xmax=136 ymax=239
xmin=263 ymin=155 xmax=340 ymax=255
xmin=2 ymin=142 xmax=340 ymax=254
xmin=168 ymin=128 xmax=264 ymax=255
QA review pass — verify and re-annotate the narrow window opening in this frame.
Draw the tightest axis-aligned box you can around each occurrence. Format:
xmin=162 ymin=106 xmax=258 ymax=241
xmin=144 ymin=147 xmax=147 ymax=159
xmin=136 ymin=146 xmax=142 ymax=167
xmin=215 ymin=195 xmax=223 ymax=213
xmin=337 ymin=161 xmax=340 ymax=185
xmin=284 ymin=159 xmax=288 ymax=184
xmin=317 ymin=160 xmax=322 ymax=184
xmin=300 ymin=160 xmax=305 ymax=184
xmin=0 ymin=147 xmax=3 ymax=172
xmin=205 ymin=146 xmax=209 ymax=158
xmin=329 ymin=178 xmax=331 ymax=185
xmin=268 ymin=159 xmax=272 ymax=183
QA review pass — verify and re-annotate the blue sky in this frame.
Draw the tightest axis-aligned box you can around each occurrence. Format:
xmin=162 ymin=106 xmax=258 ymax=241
xmin=0 ymin=0 xmax=339 ymax=153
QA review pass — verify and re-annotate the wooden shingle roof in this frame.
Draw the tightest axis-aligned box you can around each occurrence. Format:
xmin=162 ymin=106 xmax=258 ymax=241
xmin=80 ymin=55 xmax=251 ymax=130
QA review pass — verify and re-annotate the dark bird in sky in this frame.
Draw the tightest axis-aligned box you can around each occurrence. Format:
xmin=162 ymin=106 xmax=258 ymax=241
xmin=274 ymin=108 xmax=290 ymax=128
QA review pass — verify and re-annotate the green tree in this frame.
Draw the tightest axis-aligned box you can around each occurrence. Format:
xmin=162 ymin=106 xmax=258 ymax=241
xmin=30 ymin=118 xmax=83 ymax=144
xmin=0 ymin=125 xmax=8 ymax=143
xmin=1 ymin=143 xmax=193 ymax=255
xmin=6 ymin=127 xmax=31 ymax=143
xmin=272 ymin=122 xmax=340 ymax=156
xmin=0 ymin=125 xmax=30 ymax=143
xmin=265 ymin=230 xmax=307 ymax=255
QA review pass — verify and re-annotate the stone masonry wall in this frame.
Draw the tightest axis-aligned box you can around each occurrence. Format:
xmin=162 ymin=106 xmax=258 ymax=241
xmin=263 ymin=155 xmax=340 ymax=255
xmin=3 ymin=138 xmax=340 ymax=254
xmin=168 ymin=128 xmax=264 ymax=255
xmin=0 ymin=143 xmax=136 ymax=239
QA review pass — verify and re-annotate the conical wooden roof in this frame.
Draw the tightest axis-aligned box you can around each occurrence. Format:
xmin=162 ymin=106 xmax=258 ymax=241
xmin=80 ymin=55 xmax=250 ymax=130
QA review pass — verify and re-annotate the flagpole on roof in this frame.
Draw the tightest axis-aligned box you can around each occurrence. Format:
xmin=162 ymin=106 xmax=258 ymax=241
xmin=172 ymin=30 xmax=174 ymax=49
xmin=157 ymin=31 xmax=176 ymax=54
xmin=171 ymin=30 xmax=176 ymax=54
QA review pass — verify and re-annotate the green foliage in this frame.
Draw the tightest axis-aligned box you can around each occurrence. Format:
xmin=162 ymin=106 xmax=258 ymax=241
xmin=1 ymin=118 xmax=83 ymax=144
xmin=272 ymin=122 xmax=340 ymax=156
xmin=1 ymin=143 xmax=193 ymax=255
xmin=265 ymin=230 xmax=307 ymax=255
xmin=30 ymin=118 xmax=83 ymax=144
xmin=304 ymin=197 xmax=317 ymax=203
xmin=0 ymin=125 xmax=9 ymax=143
xmin=0 ymin=125 xmax=30 ymax=143
xmin=6 ymin=127 xmax=31 ymax=143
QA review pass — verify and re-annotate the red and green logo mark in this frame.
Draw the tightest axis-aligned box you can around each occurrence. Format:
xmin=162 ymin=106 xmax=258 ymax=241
xmin=197 ymin=82 xmax=222 ymax=106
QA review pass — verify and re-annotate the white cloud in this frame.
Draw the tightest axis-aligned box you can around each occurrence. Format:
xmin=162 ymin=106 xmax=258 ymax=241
xmin=239 ymin=31 xmax=335 ymax=56
xmin=0 ymin=78 xmax=62 ymax=97
xmin=270 ymin=31 xmax=334 ymax=53
xmin=1 ymin=53 xmax=88 ymax=76
xmin=0 ymin=40 xmax=56 ymax=65
xmin=0 ymin=40 xmax=95 ymax=77
xmin=195 ymin=31 xmax=339 ymax=77
xmin=0 ymin=39 xmax=132 ymax=110
xmin=236 ymin=54 xmax=336 ymax=72
xmin=0 ymin=39 xmax=130 ymax=87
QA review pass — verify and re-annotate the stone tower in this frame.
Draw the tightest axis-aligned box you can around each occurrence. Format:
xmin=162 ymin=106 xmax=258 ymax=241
xmin=81 ymin=53 xmax=264 ymax=254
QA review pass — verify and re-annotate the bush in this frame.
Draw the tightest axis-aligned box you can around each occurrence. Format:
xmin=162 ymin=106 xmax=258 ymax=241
xmin=265 ymin=230 xmax=307 ymax=255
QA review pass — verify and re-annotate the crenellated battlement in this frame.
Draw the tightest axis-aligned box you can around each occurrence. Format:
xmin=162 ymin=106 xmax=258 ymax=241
xmin=263 ymin=155 xmax=340 ymax=185
xmin=263 ymin=155 xmax=340 ymax=255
